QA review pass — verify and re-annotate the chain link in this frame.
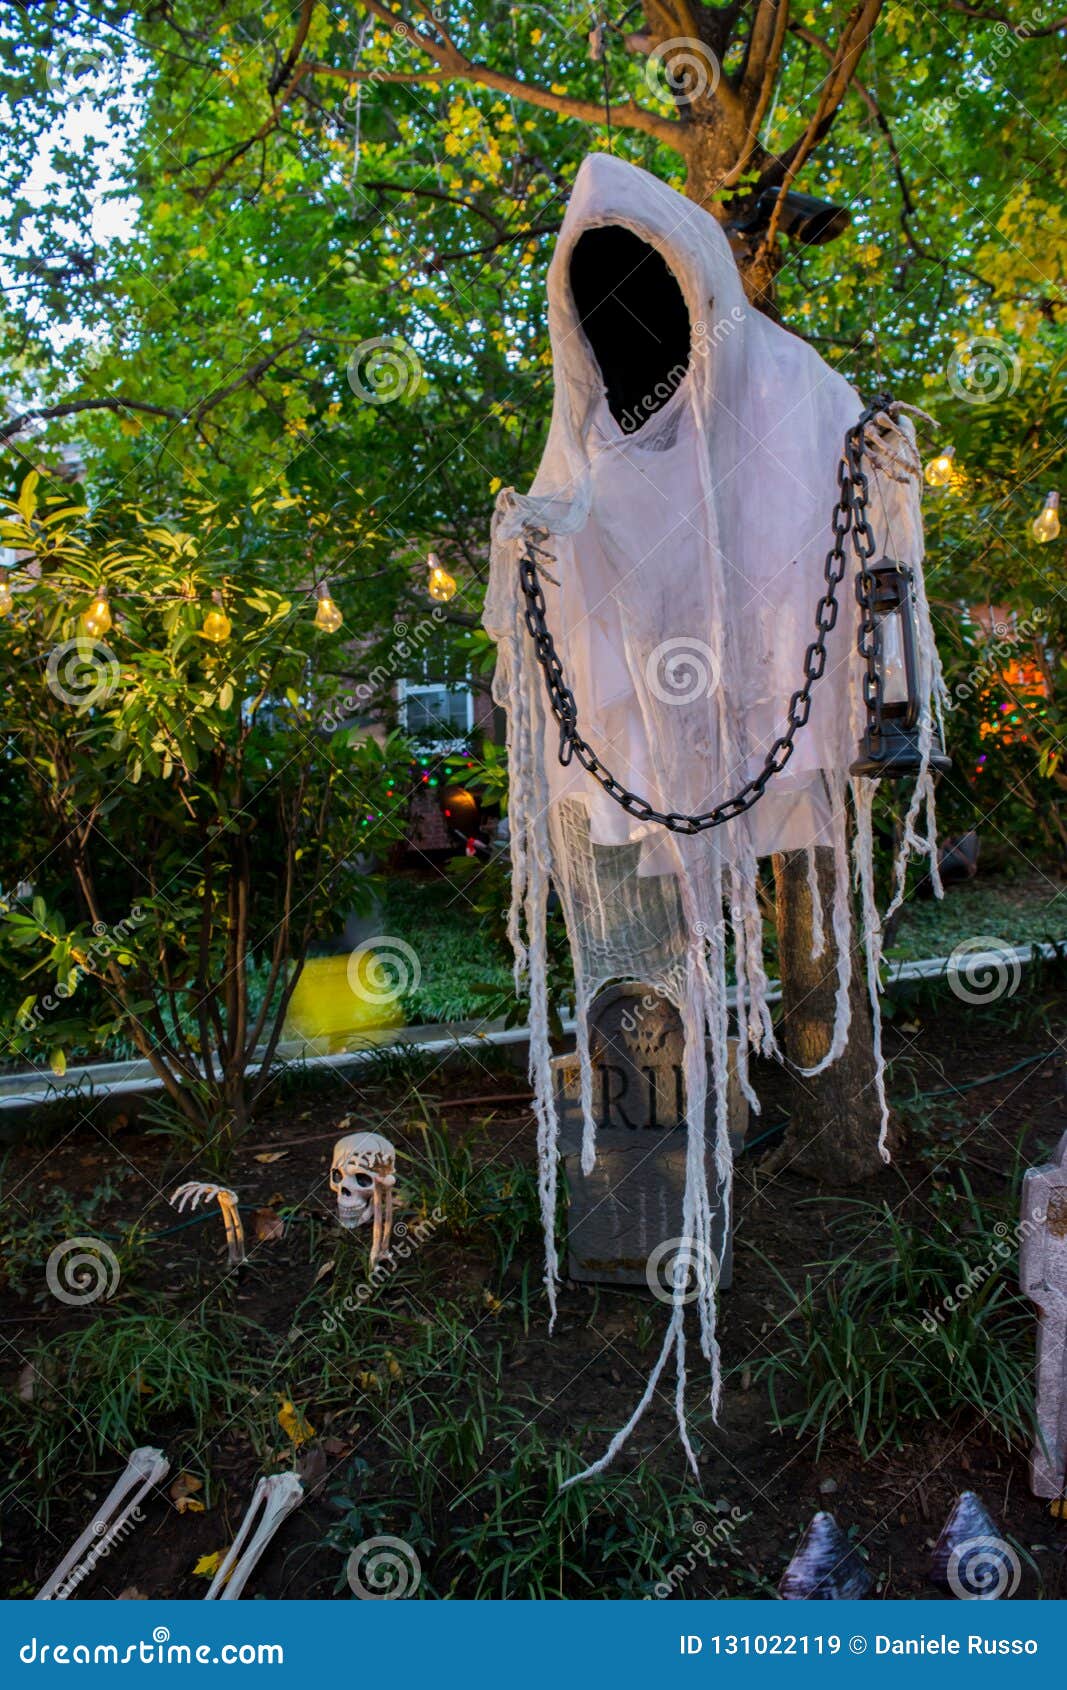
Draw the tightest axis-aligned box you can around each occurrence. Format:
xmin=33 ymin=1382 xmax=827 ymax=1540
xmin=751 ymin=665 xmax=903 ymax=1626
xmin=518 ymin=395 xmax=892 ymax=835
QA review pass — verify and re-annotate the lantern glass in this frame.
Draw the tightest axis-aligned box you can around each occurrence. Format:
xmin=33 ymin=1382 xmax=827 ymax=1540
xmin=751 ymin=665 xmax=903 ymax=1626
xmin=852 ymin=557 xmax=949 ymax=778
xmin=877 ymin=603 xmax=909 ymax=709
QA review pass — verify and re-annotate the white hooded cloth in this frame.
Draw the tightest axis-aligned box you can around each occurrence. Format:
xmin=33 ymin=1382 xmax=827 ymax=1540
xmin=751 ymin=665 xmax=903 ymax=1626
xmin=484 ymin=154 xmax=946 ymax=1482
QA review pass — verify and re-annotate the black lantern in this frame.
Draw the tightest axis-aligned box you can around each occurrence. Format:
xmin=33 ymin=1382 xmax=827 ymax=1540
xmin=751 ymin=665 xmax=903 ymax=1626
xmin=726 ymin=187 xmax=851 ymax=249
xmin=851 ymin=558 xmax=951 ymax=778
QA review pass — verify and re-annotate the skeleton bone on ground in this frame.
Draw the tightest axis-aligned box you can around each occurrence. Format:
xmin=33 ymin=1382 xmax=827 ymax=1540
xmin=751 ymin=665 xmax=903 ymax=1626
xmin=170 ymin=1181 xmax=245 ymax=1265
xmin=203 ymin=1472 xmax=304 ymax=1600
xmin=36 ymin=1446 xmax=170 ymax=1600
xmin=329 ymin=1128 xmax=396 ymax=1267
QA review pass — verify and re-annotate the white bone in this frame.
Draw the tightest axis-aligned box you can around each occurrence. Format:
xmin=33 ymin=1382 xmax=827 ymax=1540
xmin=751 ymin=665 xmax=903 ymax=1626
xmin=203 ymin=1472 xmax=304 ymax=1600
xmin=171 ymin=1181 xmax=245 ymax=1265
xmin=36 ymin=1446 xmax=169 ymax=1600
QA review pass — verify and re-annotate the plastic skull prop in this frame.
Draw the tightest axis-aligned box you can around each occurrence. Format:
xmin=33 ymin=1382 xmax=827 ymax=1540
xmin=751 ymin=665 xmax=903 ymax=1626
xmin=329 ymin=1129 xmax=396 ymax=1265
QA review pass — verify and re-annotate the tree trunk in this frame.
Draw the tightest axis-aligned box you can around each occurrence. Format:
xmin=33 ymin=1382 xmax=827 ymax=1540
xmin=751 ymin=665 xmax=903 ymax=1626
xmin=683 ymin=123 xmax=782 ymax=314
xmin=769 ymin=846 xmax=887 ymax=1183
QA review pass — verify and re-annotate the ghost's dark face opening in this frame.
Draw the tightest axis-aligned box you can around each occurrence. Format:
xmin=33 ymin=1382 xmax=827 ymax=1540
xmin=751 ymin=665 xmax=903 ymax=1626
xmin=569 ymin=225 xmax=691 ymax=434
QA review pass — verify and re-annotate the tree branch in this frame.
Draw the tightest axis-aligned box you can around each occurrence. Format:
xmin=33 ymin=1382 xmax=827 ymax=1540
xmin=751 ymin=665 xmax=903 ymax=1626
xmin=1 ymin=334 xmax=311 ymax=444
xmin=943 ymin=0 xmax=1067 ymax=30
xmin=759 ymin=0 xmax=884 ymax=236
xmin=307 ymin=0 xmax=679 ymax=145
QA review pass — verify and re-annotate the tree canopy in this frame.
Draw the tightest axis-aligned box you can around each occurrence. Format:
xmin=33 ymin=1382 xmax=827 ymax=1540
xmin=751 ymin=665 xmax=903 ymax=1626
xmin=1 ymin=1 xmax=1064 ymax=852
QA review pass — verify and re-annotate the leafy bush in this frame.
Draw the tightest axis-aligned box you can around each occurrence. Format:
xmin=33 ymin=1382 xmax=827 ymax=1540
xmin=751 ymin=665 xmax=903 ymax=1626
xmin=754 ymin=1178 xmax=1034 ymax=1456
xmin=0 ymin=477 xmax=415 ymax=1144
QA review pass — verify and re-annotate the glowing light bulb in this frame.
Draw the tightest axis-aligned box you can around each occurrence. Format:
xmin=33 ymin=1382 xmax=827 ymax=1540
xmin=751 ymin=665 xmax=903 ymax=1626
xmin=201 ymin=593 xmax=231 ymax=644
xmin=1032 ymin=490 xmax=1060 ymax=544
xmin=0 ymin=579 xmax=13 ymax=617
xmin=923 ymin=445 xmax=956 ymax=489
xmin=82 ymin=586 xmax=112 ymax=638
xmin=426 ymin=552 xmax=457 ymax=603
xmin=314 ymin=583 xmax=343 ymax=632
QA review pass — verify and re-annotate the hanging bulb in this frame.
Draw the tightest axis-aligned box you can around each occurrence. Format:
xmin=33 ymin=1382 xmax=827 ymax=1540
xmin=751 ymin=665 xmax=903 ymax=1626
xmin=313 ymin=582 xmax=343 ymax=632
xmin=201 ymin=590 xmax=232 ymax=644
xmin=82 ymin=585 xmax=112 ymax=638
xmin=0 ymin=578 xmax=13 ymax=617
xmin=1031 ymin=490 xmax=1060 ymax=544
xmin=923 ymin=445 xmax=957 ymax=489
xmin=426 ymin=552 xmax=457 ymax=603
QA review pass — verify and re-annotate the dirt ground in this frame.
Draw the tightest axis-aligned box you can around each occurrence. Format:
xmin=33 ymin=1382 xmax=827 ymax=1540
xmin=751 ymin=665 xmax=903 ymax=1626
xmin=2 ymin=976 xmax=1065 ymax=1601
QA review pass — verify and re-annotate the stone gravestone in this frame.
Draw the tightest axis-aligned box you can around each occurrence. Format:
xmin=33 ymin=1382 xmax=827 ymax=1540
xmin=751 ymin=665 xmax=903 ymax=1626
xmin=1020 ymin=1130 xmax=1067 ymax=1500
xmin=552 ymin=983 xmax=746 ymax=1289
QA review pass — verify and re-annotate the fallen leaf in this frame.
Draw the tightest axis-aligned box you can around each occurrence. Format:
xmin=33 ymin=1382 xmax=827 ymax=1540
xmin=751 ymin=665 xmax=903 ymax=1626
xmin=253 ymin=1207 xmax=285 ymax=1243
xmin=1051 ymin=1499 xmax=1067 ymax=1520
xmin=117 ymin=1586 xmax=147 ymax=1600
xmin=193 ymin=1551 xmax=224 ymax=1579
xmin=322 ymin=1436 xmax=350 ymax=1458
xmin=296 ymin=1443 xmax=328 ymax=1487
xmin=170 ymin=1472 xmax=205 ymax=1514
xmin=254 ymin=1151 xmax=288 ymax=1163
xmin=277 ymin=1396 xmax=315 ymax=1447
xmin=170 ymin=1472 xmax=203 ymax=1502
xmin=313 ymin=1259 xmax=335 ymax=1284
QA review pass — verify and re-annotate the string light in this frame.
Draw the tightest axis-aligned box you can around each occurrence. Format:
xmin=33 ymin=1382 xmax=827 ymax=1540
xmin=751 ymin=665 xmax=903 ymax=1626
xmin=313 ymin=581 xmax=343 ymax=632
xmin=1031 ymin=490 xmax=1060 ymax=544
xmin=426 ymin=552 xmax=457 ymax=603
xmin=923 ymin=445 xmax=957 ymax=489
xmin=0 ymin=577 xmax=13 ymax=617
xmin=201 ymin=590 xmax=232 ymax=644
xmin=82 ymin=585 xmax=112 ymax=638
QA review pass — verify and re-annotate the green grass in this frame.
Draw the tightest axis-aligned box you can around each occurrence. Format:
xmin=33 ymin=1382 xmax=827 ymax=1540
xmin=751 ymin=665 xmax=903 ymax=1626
xmin=752 ymin=1176 xmax=1035 ymax=1458
xmin=379 ymin=875 xmax=513 ymax=1024
xmin=886 ymin=876 xmax=1067 ymax=963
xmin=8 ymin=1305 xmax=270 ymax=1522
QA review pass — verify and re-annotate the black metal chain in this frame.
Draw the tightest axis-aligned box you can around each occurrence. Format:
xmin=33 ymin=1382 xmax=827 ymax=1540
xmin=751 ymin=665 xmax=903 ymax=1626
xmin=519 ymin=394 xmax=892 ymax=836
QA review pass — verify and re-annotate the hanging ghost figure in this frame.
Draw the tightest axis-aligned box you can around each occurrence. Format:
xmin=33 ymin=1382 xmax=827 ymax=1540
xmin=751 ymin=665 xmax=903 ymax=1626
xmin=484 ymin=154 xmax=947 ymax=1484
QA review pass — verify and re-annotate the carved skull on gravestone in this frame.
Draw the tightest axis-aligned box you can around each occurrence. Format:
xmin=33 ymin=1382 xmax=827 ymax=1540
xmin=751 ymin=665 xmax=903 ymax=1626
xmin=624 ymin=993 xmax=676 ymax=1066
xmin=329 ymin=1128 xmax=396 ymax=1265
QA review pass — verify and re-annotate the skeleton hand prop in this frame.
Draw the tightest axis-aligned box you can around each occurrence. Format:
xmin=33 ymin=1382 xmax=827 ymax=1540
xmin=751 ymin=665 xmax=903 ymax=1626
xmin=329 ymin=1130 xmax=396 ymax=1267
xmin=203 ymin=1472 xmax=304 ymax=1600
xmin=170 ymin=1181 xmax=245 ymax=1265
xmin=36 ymin=1447 xmax=170 ymax=1600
